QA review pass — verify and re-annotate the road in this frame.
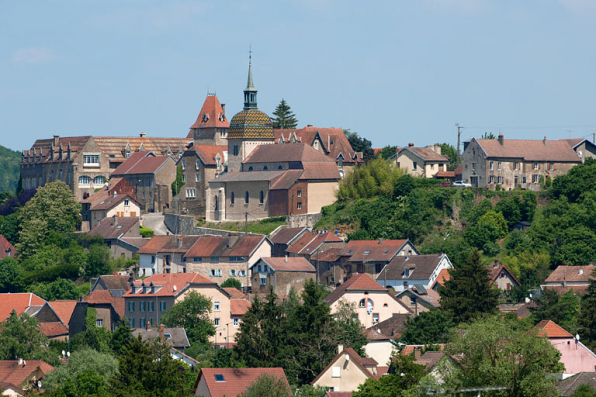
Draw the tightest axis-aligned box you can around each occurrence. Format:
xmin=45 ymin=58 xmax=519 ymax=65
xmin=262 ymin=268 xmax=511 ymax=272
xmin=140 ymin=213 xmax=170 ymax=236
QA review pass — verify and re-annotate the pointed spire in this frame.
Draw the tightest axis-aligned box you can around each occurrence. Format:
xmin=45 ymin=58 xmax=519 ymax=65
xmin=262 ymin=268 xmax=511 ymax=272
xmin=246 ymin=46 xmax=254 ymax=90
xmin=243 ymin=46 xmax=258 ymax=110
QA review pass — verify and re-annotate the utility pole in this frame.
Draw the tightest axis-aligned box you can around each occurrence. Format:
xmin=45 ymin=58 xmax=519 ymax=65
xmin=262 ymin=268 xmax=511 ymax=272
xmin=593 ymin=131 xmax=595 ymax=143
xmin=244 ymin=211 xmax=248 ymax=236
xmin=456 ymin=123 xmax=463 ymax=165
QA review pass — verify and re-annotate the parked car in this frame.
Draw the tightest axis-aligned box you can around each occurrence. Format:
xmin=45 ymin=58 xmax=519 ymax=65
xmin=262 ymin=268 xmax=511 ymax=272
xmin=452 ymin=181 xmax=472 ymax=188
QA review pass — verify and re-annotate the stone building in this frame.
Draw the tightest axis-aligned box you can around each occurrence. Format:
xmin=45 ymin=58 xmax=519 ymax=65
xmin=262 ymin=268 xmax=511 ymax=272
xmin=249 ymin=257 xmax=316 ymax=297
xmin=111 ymin=151 xmax=177 ymax=212
xmin=395 ymin=144 xmax=450 ymax=178
xmin=461 ymin=134 xmax=595 ymax=190
xmin=186 ymin=94 xmax=230 ymax=146
xmin=20 ymin=134 xmax=189 ymax=202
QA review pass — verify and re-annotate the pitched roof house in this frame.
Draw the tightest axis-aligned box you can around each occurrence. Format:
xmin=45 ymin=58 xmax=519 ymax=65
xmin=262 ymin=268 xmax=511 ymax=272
xmin=187 ymin=94 xmax=230 ymax=145
xmin=542 ymin=265 xmax=596 ymax=295
xmin=194 ymin=367 xmax=289 ymax=397
xmin=557 ymin=372 xmax=596 ymax=396
xmin=250 ymin=257 xmax=316 ymax=296
xmin=285 ymin=230 xmax=343 ymax=258
xmin=376 ymin=253 xmax=453 ymax=292
xmin=0 ymin=234 xmax=16 ymax=259
xmin=486 ymin=262 xmax=521 ymax=292
xmin=0 ymin=360 xmax=54 ymax=396
xmin=325 ymin=274 xmax=411 ymax=329
xmin=269 ymin=226 xmax=309 ymax=256
xmin=395 ymin=144 xmax=450 ymax=178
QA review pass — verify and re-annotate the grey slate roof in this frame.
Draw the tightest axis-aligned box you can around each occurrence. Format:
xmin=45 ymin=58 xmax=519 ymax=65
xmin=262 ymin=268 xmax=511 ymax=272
xmin=132 ymin=327 xmax=190 ymax=349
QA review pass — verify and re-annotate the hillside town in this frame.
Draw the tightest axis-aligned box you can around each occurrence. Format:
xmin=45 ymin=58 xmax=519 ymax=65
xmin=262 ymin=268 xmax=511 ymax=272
xmin=0 ymin=55 xmax=595 ymax=397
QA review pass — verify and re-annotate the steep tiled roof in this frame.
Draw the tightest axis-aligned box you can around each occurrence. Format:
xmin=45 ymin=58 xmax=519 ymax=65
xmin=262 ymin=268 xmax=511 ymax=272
xmin=312 ymin=348 xmax=377 ymax=385
xmin=558 ymin=372 xmax=596 ymax=396
xmin=118 ymin=237 xmax=150 ymax=250
xmin=0 ymin=293 xmax=46 ymax=322
xmin=269 ymin=170 xmax=302 ymax=190
xmin=93 ymin=136 xmax=189 ymax=163
xmin=0 ymin=360 xmax=54 ymax=390
xmin=228 ymin=109 xmax=274 ymax=140
xmin=243 ymin=142 xmax=335 ymax=164
xmin=378 ymin=254 xmax=446 ymax=282
xmin=545 ymin=265 xmax=596 ymax=284
xmin=82 ymin=178 xmax=136 ymax=205
xmin=314 ymin=247 xmax=343 ymax=262
xmin=396 ymin=287 xmax=441 ymax=308
xmin=368 ymin=313 xmax=411 ymax=339
xmin=364 ymin=328 xmax=391 ymax=341
xmin=191 ymin=145 xmax=227 ymax=166
xmin=230 ymin=299 xmax=251 ymax=316
xmin=132 ymin=327 xmax=190 ymax=348
xmin=435 ymin=171 xmax=456 ymax=178
xmin=414 ymin=351 xmax=446 ymax=370
xmin=324 ymin=274 xmax=387 ymax=305
xmin=39 ymin=322 xmax=69 ymax=338
xmin=399 ymin=146 xmax=449 ymax=162
xmin=300 ymin=162 xmax=340 ymax=180
xmin=432 ymin=269 xmax=451 ymax=289
xmin=48 ymin=300 xmax=78 ymax=326
xmin=184 ymin=235 xmax=267 ymax=258
xmin=84 ymin=290 xmax=125 ymax=319
xmin=533 ymin=320 xmax=573 ymax=338
xmin=486 ymin=264 xmax=521 ymax=286
xmin=196 ymin=367 xmax=289 ymax=397
xmin=269 ymin=227 xmax=307 ymax=245
xmin=112 ymin=152 xmax=173 ymax=176
xmin=223 ymin=288 xmax=246 ymax=300
xmin=400 ymin=344 xmax=446 ymax=356
xmin=189 ymin=95 xmax=229 ymax=130
xmin=125 ymin=273 xmax=216 ymax=298
xmin=89 ymin=194 xmax=139 ymax=212
xmin=257 ymin=257 xmax=316 ymax=272
xmin=340 ymin=239 xmax=412 ymax=263
xmin=137 ymin=235 xmax=201 ymax=255
xmin=475 ymin=137 xmax=582 ymax=162
xmin=286 ymin=231 xmax=343 ymax=255
xmin=0 ymin=234 xmax=16 ymax=259
xmin=93 ymin=275 xmax=131 ymax=292
xmin=88 ymin=217 xmax=140 ymax=240
xmin=23 ymin=136 xmax=92 ymax=165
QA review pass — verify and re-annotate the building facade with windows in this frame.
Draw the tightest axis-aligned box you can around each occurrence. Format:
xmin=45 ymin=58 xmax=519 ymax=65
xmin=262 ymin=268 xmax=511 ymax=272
xmin=187 ymin=94 xmax=230 ymax=146
xmin=20 ymin=134 xmax=189 ymax=202
xmin=461 ymin=134 xmax=592 ymax=190
xmin=395 ymin=144 xmax=450 ymax=178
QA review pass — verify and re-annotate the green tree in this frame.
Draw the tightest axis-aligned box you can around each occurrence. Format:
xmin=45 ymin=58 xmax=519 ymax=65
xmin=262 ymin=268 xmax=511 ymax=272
xmin=400 ymin=308 xmax=452 ymax=345
xmin=439 ymin=250 xmax=499 ymax=324
xmin=110 ymin=336 xmax=193 ymax=397
xmin=481 ymin=132 xmax=496 ymax=139
xmin=161 ymin=290 xmax=215 ymax=351
xmin=0 ymin=311 xmax=50 ymax=361
xmin=531 ymin=288 xmax=579 ymax=333
xmin=71 ymin=308 xmax=112 ymax=353
xmin=0 ymin=213 xmax=20 ymax=245
xmin=84 ymin=244 xmax=112 ymax=279
xmin=344 ymin=129 xmax=374 ymax=162
xmin=439 ymin=143 xmax=458 ymax=169
xmin=578 ymin=269 xmax=596 ymax=350
xmin=571 ymin=384 xmax=596 ymax=397
xmin=171 ymin=165 xmax=185 ymax=197
xmin=0 ymin=144 xmax=22 ymax=193
xmin=30 ymin=278 xmax=80 ymax=301
xmin=444 ymin=316 xmax=562 ymax=397
xmin=0 ymin=257 xmax=24 ymax=293
xmin=110 ymin=320 xmax=134 ymax=355
xmin=239 ymin=373 xmax=292 ymax=397
xmin=379 ymin=145 xmax=398 ymax=160
xmin=16 ymin=181 xmax=81 ymax=258
xmin=221 ymin=277 xmax=242 ymax=289
xmin=271 ymin=99 xmax=298 ymax=129
xmin=334 ymin=300 xmax=367 ymax=356
xmin=551 ymin=157 xmax=596 ymax=203
xmin=353 ymin=355 xmax=426 ymax=397
xmin=464 ymin=210 xmax=508 ymax=253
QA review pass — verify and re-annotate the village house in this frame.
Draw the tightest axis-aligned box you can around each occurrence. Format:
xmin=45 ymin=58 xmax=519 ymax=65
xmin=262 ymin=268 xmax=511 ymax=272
xmin=111 ymin=151 xmax=177 ymax=213
xmin=249 ymin=256 xmax=316 ymax=297
xmin=124 ymin=273 xmax=251 ymax=343
xmin=80 ymin=290 xmax=125 ymax=334
xmin=324 ymin=273 xmax=411 ymax=329
xmin=363 ymin=328 xmax=395 ymax=367
xmin=269 ymin=226 xmax=309 ymax=257
xmin=274 ymin=126 xmax=362 ymax=178
xmin=394 ymin=285 xmax=442 ymax=315
xmin=394 ymin=144 xmax=450 ymax=178
xmin=87 ymin=217 xmax=142 ymax=258
xmin=486 ymin=261 xmax=521 ymax=292
xmin=183 ymin=235 xmax=272 ymax=286
xmin=132 ymin=326 xmax=190 ymax=351
xmin=312 ymin=346 xmax=386 ymax=393
xmin=558 ymin=372 xmax=596 ymax=396
xmin=461 ymin=134 xmax=596 ymax=190
xmin=90 ymin=274 xmax=132 ymax=294
xmin=541 ymin=265 xmax=596 ymax=295
xmin=0 ymin=360 xmax=54 ymax=396
xmin=376 ymin=253 xmax=453 ymax=291
xmin=0 ymin=234 xmax=15 ymax=259
xmin=194 ymin=367 xmax=289 ymax=397
xmin=533 ymin=320 xmax=596 ymax=377
xmin=80 ymin=177 xmax=136 ymax=230
xmin=285 ymin=230 xmax=344 ymax=260
xmin=137 ymin=235 xmax=201 ymax=276
xmin=88 ymin=194 xmax=141 ymax=229
xmin=20 ymin=134 xmax=189 ymax=201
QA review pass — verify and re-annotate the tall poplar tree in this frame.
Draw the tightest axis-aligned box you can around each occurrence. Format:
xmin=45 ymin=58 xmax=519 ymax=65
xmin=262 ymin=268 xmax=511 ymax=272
xmin=578 ymin=269 xmax=596 ymax=350
xmin=439 ymin=250 xmax=499 ymax=324
xmin=272 ymin=99 xmax=298 ymax=129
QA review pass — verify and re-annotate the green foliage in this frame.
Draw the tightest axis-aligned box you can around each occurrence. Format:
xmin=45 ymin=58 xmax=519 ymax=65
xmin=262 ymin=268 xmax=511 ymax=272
xmin=334 ymin=300 xmax=368 ymax=356
xmin=109 ymin=336 xmax=193 ymax=397
xmin=44 ymin=348 xmax=118 ymax=393
xmin=71 ymin=308 xmax=112 ymax=353
xmin=0 ymin=213 xmax=20 ymax=244
xmin=220 ymin=277 xmax=242 ymax=289
xmin=481 ymin=132 xmax=497 ymax=139
xmin=439 ymin=250 xmax=499 ymax=324
xmin=464 ymin=210 xmax=507 ymax=254
xmin=161 ymin=290 xmax=215 ymax=351
xmin=16 ymin=181 xmax=81 ymax=258
xmin=171 ymin=165 xmax=185 ymax=197
xmin=0 ymin=257 xmax=24 ymax=292
xmin=205 ymin=216 xmax=287 ymax=235
xmin=21 ymin=263 xmax=80 ymax=285
xmin=531 ymin=288 xmax=579 ymax=333
xmin=344 ymin=129 xmax=374 ymax=162
xmin=400 ymin=308 xmax=452 ymax=345
xmin=571 ymin=384 xmax=596 ymax=397
xmin=378 ymin=145 xmax=397 ymax=160
xmin=271 ymin=99 xmax=298 ymax=129
xmin=578 ymin=269 xmax=596 ymax=350
xmin=0 ymin=144 xmax=22 ymax=193
xmin=0 ymin=311 xmax=51 ymax=362
xmin=139 ymin=225 xmax=154 ymax=238
xmin=293 ymin=385 xmax=328 ymax=397
xmin=444 ymin=316 xmax=562 ymax=397
xmin=439 ymin=143 xmax=457 ymax=169
xmin=338 ymin=157 xmax=401 ymax=201
xmin=30 ymin=278 xmax=81 ymax=301
xmin=239 ymin=373 xmax=292 ymax=397
xmin=353 ymin=355 xmax=426 ymax=397
xmin=110 ymin=321 xmax=134 ymax=355
xmin=84 ymin=244 xmax=112 ymax=279
xmin=551 ymin=157 xmax=596 ymax=203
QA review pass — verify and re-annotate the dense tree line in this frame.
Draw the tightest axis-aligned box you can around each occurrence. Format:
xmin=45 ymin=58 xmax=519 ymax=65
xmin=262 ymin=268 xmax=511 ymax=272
xmin=0 ymin=144 xmax=21 ymax=193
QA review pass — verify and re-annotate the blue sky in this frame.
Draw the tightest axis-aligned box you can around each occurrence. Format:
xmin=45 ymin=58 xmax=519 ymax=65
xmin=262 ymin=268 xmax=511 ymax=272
xmin=2 ymin=0 xmax=596 ymax=151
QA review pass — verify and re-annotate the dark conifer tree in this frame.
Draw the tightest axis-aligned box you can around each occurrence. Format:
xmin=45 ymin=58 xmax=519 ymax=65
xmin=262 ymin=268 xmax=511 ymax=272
xmin=271 ymin=99 xmax=298 ymax=129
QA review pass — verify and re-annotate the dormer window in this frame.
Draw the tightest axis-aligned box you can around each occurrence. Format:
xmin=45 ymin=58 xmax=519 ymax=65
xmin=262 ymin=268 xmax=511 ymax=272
xmin=203 ymin=113 xmax=209 ymax=122
xmin=364 ymin=250 xmax=370 ymax=255
xmin=404 ymin=268 xmax=410 ymax=277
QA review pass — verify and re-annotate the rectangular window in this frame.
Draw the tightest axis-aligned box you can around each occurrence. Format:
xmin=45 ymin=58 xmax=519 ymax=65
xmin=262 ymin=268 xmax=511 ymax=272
xmin=413 ymin=162 xmax=417 ymax=170
xmin=211 ymin=257 xmax=219 ymax=263
xmin=128 ymin=302 xmax=135 ymax=312
xmin=373 ymin=313 xmax=379 ymax=324
xmin=214 ymin=301 xmax=220 ymax=311
xmin=515 ymin=162 xmax=520 ymax=170
xmin=160 ymin=301 xmax=167 ymax=312
xmin=533 ymin=174 xmax=539 ymax=183
xmin=182 ymin=160 xmax=186 ymax=170
xmin=182 ymin=174 xmax=186 ymax=183
xmin=129 ymin=318 xmax=135 ymax=328
xmin=96 ymin=319 xmax=103 ymax=327
xmin=151 ymin=256 xmax=156 ymax=264
xmin=194 ymin=257 xmax=202 ymax=262
xmin=233 ymin=318 xmax=239 ymax=326
xmin=297 ymin=190 xmax=302 ymax=198
xmin=148 ymin=301 xmax=154 ymax=312
xmin=214 ymin=318 xmax=220 ymax=326
xmin=498 ymin=161 xmax=502 ymax=170
xmin=549 ymin=162 xmax=554 ymax=171
xmin=472 ymin=162 xmax=476 ymax=171
xmin=260 ymin=277 xmax=267 ymax=285
xmin=534 ymin=161 xmax=538 ymax=170
xmin=239 ymin=270 xmax=246 ymax=277
xmin=489 ymin=161 xmax=494 ymax=170
xmin=140 ymin=302 xmax=146 ymax=312
xmin=196 ymin=161 xmax=200 ymax=171
xmin=233 ymin=145 xmax=239 ymax=156
xmin=332 ymin=367 xmax=341 ymax=378
xmin=196 ymin=174 xmax=200 ymax=182
xmin=489 ymin=175 xmax=494 ymax=184
xmin=186 ymin=189 xmax=196 ymax=198
xmin=140 ymin=318 xmax=145 ymax=327
xmin=83 ymin=154 xmax=100 ymax=167
xmin=297 ymin=202 xmax=302 ymax=210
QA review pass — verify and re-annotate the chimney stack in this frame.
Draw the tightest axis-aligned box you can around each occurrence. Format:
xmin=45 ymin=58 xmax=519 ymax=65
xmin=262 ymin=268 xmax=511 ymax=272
xmin=414 ymin=348 xmax=422 ymax=360
xmin=543 ymin=136 xmax=547 ymax=145
xmin=53 ymin=135 xmax=60 ymax=145
xmin=140 ymin=132 xmax=146 ymax=138
xmin=177 ymin=236 xmax=183 ymax=249
xmin=498 ymin=134 xmax=504 ymax=146
xmin=112 ymin=215 xmax=117 ymax=227
xmin=579 ymin=268 xmax=584 ymax=275
xmin=284 ymin=255 xmax=288 ymax=263
xmin=338 ymin=344 xmax=344 ymax=354
xmin=408 ymin=143 xmax=414 ymax=147
xmin=159 ymin=324 xmax=165 ymax=343
xmin=221 ymin=103 xmax=226 ymax=118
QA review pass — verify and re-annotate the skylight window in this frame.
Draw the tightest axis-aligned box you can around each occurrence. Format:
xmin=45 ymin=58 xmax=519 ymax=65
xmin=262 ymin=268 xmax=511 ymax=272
xmin=215 ymin=374 xmax=225 ymax=382
xmin=384 ymin=250 xmax=389 ymax=254
xmin=364 ymin=250 xmax=370 ymax=255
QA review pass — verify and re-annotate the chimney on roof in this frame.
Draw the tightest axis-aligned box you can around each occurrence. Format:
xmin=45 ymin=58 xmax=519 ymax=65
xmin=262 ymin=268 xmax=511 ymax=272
xmin=177 ymin=236 xmax=183 ymax=249
xmin=18 ymin=358 xmax=23 ymax=366
xmin=579 ymin=268 xmax=584 ymax=275
xmin=408 ymin=143 xmax=414 ymax=147
xmin=53 ymin=135 xmax=59 ymax=145
xmin=338 ymin=344 xmax=344 ymax=354
xmin=128 ymin=272 xmax=134 ymax=284
xmin=307 ymin=124 xmax=313 ymax=127
xmin=543 ymin=136 xmax=547 ymax=145
xmin=378 ymin=239 xmax=383 ymax=245
xmin=493 ymin=259 xmax=498 ymax=269
xmin=414 ymin=348 xmax=421 ymax=360
xmin=221 ymin=103 xmax=226 ymax=118
xmin=159 ymin=324 xmax=165 ymax=343
xmin=140 ymin=132 xmax=146 ymax=138
xmin=284 ymin=255 xmax=288 ymax=263
xmin=498 ymin=134 xmax=504 ymax=146
xmin=142 ymin=281 xmax=147 ymax=294
xmin=112 ymin=215 xmax=117 ymax=227
xmin=150 ymin=282 xmax=155 ymax=294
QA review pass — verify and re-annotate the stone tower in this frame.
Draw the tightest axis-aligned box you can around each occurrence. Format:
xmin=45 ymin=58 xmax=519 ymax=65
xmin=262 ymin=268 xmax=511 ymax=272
xmin=188 ymin=94 xmax=230 ymax=146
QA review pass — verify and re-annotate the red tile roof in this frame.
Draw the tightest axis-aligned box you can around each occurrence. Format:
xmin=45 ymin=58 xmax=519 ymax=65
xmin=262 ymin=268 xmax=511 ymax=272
xmin=312 ymin=347 xmax=377 ymax=385
xmin=414 ymin=351 xmax=446 ymax=370
xmin=435 ymin=171 xmax=456 ymax=178
xmin=270 ymin=227 xmax=307 ymax=245
xmin=0 ymin=234 xmax=15 ymax=259
xmin=124 ymin=273 xmax=216 ymax=297
xmin=223 ymin=288 xmax=246 ymax=300
xmin=39 ymin=322 xmax=69 ymax=338
xmin=324 ymin=273 xmax=387 ymax=305
xmin=340 ymin=239 xmax=411 ymax=263
xmin=486 ymin=264 xmax=521 ymax=286
xmin=196 ymin=367 xmax=289 ymax=397
xmin=48 ymin=300 xmax=78 ymax=326
xmin=286 ymin=231 xmax=342 ymax=255
xmin=111 ymin=152 xmax=173 ymax=176
xmin=119 ymin=237 xmax=150 ymax=250
xmin=184 ymin=235 xmax=267 ymax=258
xmin=433 ymin=269 xmax=451 ymax=288
xmin=314 ymin=247 xmax=343 ymax=262
xmin=541 ymin=285 xmax=589 ymax=296
xmin=93 ymin=275 xmax=132 ymax=292
xmin=364 ymin=328 xmax=391 ymax=341
xmin=533 ymin=320 xmax=574 ymax=338
xmin=243 ymin=142 xmax=335 ymax=164
xmin=399 ymin=146 xmax=449 ymax=162
xmin=93 ymin=136 xmax=189 ymax=163
xmin=82 ymin=178 xmax=136 ymax=205
xmin=0 ymin=360 xmax=54 ymax=390
xmin=300 ymin=162 xmax=340 ymax=180
xmin=400 ymin=344 xmax=446 ymax=356
xmin=137 ymin=235 xmax=201 ymax=255
xmin=89 ymin=194 xmax=140 ymax=212
xmin=189 ymin=95 xmax=229 ymax=130
xmin=257 ymin=257 xmax=316 ymax=272
xmin=191 ymin=145 xmax=227 ymax=166
xmin=84 ymin=290 xmax=125 ymax=319
xmin=88 ymin=217 xmax=140 ymax=240
xmin=230 ymin=300 xmax=251 ymax=316
xmin=475 ymin=137 xmax=582 ymax=162
xmin=545 ymin=265 xmax=596 ymax=284
xmin=0 ymin=293 xmax=46 ymax=322
xmin=326 ymin=392 xmax=353 ymax=397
